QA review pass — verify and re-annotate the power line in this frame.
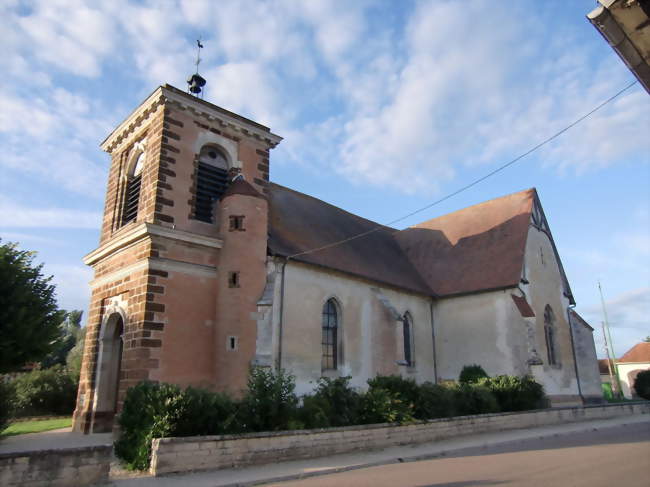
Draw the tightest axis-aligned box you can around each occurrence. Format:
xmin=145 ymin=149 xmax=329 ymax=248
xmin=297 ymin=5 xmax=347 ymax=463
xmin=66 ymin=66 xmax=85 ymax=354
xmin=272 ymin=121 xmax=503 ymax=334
xmin=288 ymin=80 xmax=638 ymax=260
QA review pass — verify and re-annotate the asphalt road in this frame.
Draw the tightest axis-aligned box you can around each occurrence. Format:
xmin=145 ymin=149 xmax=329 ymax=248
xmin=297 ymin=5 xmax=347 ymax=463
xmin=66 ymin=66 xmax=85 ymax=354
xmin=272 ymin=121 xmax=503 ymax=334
xmin=262 ymin=421 xmax=650 ymax=487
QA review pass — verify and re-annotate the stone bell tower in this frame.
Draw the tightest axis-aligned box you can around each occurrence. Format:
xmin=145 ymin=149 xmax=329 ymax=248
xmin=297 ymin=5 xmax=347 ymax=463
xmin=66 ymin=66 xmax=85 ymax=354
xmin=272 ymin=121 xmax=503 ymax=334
xmin=72 ymin=84 xmax=282 ymax=433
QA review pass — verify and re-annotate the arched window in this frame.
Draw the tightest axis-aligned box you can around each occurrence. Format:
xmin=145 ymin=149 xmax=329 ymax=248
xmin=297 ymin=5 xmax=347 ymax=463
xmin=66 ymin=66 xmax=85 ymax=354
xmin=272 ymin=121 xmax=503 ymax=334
xmin=403 ymin=312 xmax=414 ymax=367
xmin=122 ymin=150 xmax=145 ymax=225
xmin=322 ymin=298 xmax=339 ymax=370
xmin=194 ymin=145 xmax=229 ymax=223
xmin=544 ymin=305 xmax=558 ymax=366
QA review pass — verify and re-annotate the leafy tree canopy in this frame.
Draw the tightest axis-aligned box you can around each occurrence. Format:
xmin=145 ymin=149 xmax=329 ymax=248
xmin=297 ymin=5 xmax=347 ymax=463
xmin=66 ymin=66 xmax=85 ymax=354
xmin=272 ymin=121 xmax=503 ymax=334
xmin=41 ymin=310 xmax=83 ymax=369
xmin=0 ymin=240 xmax=65 ymax=372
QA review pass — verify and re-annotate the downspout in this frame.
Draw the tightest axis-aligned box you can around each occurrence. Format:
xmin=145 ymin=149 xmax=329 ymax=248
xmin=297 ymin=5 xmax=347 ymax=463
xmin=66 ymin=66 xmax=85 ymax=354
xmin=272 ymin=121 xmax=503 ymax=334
xmin=566 ymin=303 xmax=584 ymax=403
xmin=429 ymin=298 xmax=438 ymax=384
xmin=276 ymin=257 xmax=289 ymax=371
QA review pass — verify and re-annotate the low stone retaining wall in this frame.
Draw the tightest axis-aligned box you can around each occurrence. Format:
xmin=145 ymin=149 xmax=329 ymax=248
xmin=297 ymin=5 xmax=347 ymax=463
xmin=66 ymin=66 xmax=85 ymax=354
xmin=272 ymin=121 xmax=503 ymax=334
xmin=0 ymin=445 xmax=111 ymax=487
xmin=150 ymin=402 xmax=649 ymax=476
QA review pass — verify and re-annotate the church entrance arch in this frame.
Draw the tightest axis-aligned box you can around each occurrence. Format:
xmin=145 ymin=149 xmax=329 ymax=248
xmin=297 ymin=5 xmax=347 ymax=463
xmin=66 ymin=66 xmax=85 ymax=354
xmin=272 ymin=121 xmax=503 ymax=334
xmin=92 ymin=311 xmax=124 ymax=432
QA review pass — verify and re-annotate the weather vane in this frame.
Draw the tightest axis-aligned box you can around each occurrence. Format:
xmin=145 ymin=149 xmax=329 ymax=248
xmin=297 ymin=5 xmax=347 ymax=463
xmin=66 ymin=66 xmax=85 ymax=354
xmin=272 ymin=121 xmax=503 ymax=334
xmin=187 ymin=38 xmax=207 ymax=98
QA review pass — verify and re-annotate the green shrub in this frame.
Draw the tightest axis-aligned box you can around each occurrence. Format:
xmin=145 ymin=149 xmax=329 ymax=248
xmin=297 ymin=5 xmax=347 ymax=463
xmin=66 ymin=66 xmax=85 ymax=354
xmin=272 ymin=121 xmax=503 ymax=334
xmin=367 ymin=375 xmax=420 ymax=408
xmin=239 ymin=367 xmax=298 ymax=432
xmin=450 ymin=383 xmax=499 ymax=415
xmin=459 ymin=364 xmax=489 ymax=384
xmin=415 ymin=381 xmax=455 ymax=419
xmin=10 ymin=365 xmax=77 ymax=417
xmin=633 ymin=370 xmax=650 ymax=400
xmin=0 ymin=380 xmax=13 ymax=433
xmin=114 ymin=381 xmax=238 ymax=470
xmin=480 ymin=375 xmax=547 ymax=412
xmin=359 ymin=387 xmax=414 ymax=424
xmin=299 ymin=376 xmax=361 ymax=428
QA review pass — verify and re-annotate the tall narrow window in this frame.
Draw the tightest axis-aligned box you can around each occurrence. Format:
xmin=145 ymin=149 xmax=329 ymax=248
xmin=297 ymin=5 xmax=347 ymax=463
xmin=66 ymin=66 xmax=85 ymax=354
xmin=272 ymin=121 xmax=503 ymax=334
xmin=194 ymin=145 xmax=229 ymax=223
xmin=403 ymin=312 xmax=413 ymax=367
xmin=122 ymin=151 xmax=145 ymax=225
xmin=322 ymin=298 xmax=339 ymax=370
xmin=544 ymin=305 xmax=558 ymax=366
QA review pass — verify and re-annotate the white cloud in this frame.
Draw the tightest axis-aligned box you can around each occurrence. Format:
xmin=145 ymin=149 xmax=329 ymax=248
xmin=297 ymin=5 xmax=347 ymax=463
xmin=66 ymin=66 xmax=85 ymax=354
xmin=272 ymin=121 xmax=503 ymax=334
xmin=45 ymin=264 xmax=93 ymax=314
xmin=0 ymin=198 xmax=102 ymax=229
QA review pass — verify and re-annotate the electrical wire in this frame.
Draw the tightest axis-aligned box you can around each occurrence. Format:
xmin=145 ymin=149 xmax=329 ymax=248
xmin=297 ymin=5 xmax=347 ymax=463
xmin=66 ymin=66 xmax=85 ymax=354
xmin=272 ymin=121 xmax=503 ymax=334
xmin=288 ymin=80 xmax=639 ymax=260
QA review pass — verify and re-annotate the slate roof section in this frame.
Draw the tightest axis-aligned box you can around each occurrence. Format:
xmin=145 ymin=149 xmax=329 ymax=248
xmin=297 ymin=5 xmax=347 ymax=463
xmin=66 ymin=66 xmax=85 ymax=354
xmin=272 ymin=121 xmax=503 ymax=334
xmin=569 ymin=309 xmax=594 ymax=331
xmin=618 ymin=342 xmax=650 ymax=363
xmin=394 ymin=189 xmax=535 ymax=297
xmin=267 ymin=183 xmax=432 ymax=295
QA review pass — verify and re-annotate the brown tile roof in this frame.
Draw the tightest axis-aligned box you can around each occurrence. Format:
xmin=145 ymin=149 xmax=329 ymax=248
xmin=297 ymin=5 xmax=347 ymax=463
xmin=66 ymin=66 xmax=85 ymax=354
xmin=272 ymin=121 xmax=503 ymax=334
xmin=618 ymin=342 xmax=650 ymax=363
xmin=221 ymin=177 xmax=265 ymax=200
xmin=267 ymin=185 xmax=568 ymax=300
xmin=512 ymin=294 xmax=535 ymax=317
xmin=267 ymin=183 xmax=432 ymax=295
xmin=394 ymin=189 xmax=535 ymax=296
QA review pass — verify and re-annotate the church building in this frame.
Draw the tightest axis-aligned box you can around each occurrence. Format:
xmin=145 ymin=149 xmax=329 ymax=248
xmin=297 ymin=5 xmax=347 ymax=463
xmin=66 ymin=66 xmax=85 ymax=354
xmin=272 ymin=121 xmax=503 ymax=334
xmin=72 ymin=84 xmax=602 ymax=433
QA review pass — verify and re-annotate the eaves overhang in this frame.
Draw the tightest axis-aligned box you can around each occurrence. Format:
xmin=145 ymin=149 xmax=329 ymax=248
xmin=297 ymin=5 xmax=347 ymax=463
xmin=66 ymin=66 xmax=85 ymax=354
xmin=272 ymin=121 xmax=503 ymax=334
xmin=588 ymin=0 xmax=650 ymax=94
xmin=84 ymin=222 xmax=223 ymax=266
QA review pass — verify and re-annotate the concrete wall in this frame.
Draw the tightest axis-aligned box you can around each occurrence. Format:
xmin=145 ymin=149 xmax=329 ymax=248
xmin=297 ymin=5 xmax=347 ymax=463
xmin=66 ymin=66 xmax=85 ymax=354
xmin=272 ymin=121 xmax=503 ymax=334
xmin=617 ymin=362 xmax=650 ymax=398
xmin=0 ymin=445 xmax=111 ymax=487
xmin=433 ymin=290 xmax=529 ymax=382
xmin=150 ymin=402 xmax=650 ymax=476
xmin=570 ymin=315 xmax=603 ymax=401
xmin=279 ymin=261 xmax=436 ymax=394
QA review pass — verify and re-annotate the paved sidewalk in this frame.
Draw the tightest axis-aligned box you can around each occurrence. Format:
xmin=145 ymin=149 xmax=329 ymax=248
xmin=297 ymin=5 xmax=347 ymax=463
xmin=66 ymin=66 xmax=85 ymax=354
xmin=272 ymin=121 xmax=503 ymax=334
xmin=100 ymin=414 xmax=649 ymax=487
xmin=0 ymin=427 xmax=112 ymax=454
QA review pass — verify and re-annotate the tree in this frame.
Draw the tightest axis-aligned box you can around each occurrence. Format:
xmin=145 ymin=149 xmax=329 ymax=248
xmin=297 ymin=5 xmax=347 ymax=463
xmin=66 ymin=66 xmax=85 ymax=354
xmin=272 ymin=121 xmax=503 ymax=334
xmin=66 ymin=326 xmax=87 ymax=381
xmin=644 ymin=336 xmax=650 ymax=343
xmin=0 ymin=240 xmax=64 ymax=372
xmin=41 ymin=310 xmax=83 ymax=368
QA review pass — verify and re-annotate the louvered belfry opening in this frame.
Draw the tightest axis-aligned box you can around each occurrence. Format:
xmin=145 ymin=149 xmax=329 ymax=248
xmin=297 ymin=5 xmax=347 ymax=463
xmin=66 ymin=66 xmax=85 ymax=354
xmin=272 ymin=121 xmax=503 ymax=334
xmin=122 ymin=174 xmax=141 ymax=224
xmin=194 ymin=146 xmax=229 ymax=223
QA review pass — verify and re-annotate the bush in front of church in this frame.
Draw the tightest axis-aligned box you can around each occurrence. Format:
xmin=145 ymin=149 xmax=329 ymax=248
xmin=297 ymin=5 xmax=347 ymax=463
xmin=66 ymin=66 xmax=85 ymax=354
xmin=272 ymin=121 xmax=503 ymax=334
xmin=479 ymin=375 xmax=548 ymax=412
xmin=358 ymin=387 xmax=415 ymax=424
xmin=449 ymin=383 xmax=500 ymax=415
xmin=115 ymin=381 xmax=238 ymax=470
xmin=239 ymin=366 xmax=299 ymax=432
xmin=415 ymin=381 xmax=456 ymax=419
xmin=300 ymin=376 xmax=362 ymax=428
xmin=633 ymin=370 xmax=650 ymax=400
xmin=459 ymin=364 xmax=489 ymax=384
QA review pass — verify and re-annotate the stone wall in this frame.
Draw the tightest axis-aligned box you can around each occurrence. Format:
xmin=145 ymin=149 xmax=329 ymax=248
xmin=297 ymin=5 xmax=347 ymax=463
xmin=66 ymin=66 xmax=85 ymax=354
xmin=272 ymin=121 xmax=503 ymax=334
xmin=151 ymin=402 xmax=649 ymax=476
xmin=0 ymin=445 xmax=111 ymax=487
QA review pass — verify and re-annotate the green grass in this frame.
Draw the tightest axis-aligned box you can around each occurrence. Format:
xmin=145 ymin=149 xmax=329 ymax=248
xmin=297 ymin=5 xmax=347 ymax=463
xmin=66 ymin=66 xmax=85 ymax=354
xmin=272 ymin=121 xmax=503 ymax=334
xmin=1 ymin=417 xmax=72 ymax=437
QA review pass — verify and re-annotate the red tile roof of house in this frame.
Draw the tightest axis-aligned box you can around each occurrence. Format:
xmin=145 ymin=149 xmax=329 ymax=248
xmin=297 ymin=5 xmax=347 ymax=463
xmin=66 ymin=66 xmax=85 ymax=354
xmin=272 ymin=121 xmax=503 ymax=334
xmin=618 ymin=342 xmax=650 ymax=363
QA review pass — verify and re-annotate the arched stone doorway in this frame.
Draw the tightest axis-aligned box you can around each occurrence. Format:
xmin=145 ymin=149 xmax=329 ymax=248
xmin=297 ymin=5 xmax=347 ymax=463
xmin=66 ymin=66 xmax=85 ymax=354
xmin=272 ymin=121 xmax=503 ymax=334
xmin=92 ymin=312 xmax=124 ymax=432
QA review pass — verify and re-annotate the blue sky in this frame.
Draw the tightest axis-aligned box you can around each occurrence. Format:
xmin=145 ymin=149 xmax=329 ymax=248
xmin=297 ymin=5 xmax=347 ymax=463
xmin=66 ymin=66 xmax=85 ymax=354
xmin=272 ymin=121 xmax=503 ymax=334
xmin=1 ymin=0 xmax=648 ymax=359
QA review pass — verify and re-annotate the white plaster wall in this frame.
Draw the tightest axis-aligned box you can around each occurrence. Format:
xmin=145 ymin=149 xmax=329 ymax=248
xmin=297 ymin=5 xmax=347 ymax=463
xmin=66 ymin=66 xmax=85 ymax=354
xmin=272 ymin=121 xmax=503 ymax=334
xmin=433 ymin=290 xmax=529 ymax=381
xmin=570 ymin=318 xmax=603 ymax=400
xmin=617 ymin=362 xmax=650 ymax=398
xmin=279 ymin=261 xmax=435 ymax=395
xmin=521 ymin=224 xmax=579 ymax=397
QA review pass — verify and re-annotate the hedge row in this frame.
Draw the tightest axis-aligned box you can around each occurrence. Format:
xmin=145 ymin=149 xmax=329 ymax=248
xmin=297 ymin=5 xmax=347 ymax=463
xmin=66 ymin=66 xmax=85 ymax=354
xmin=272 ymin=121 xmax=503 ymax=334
xmin=115 ymin=368 xmax=548 ymax=470
xmin=1 ymin=365 xmax=78 ymax=420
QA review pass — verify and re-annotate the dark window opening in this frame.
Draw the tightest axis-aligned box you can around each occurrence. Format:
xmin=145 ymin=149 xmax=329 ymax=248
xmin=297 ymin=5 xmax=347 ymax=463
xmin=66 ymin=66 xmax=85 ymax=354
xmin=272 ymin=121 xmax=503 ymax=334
xmin=229 ymin=215 xmax=245 ymax=231
xmin=322 ymin=299 xmax=338 ymax=370
xmin=227 ymin=336 xmax=238 ymax=351
xmin=194 ymin=162 xmax=229 ymax=223
xmin=228 ymin=271 xmax=240 ymax=288
xmin=403 ymin=313 xmax=413 ymax=367
xmin=544 ymin=305 xmax=558 ymax=366
xmin=122 ymin=174 xmax=141 ymax=225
